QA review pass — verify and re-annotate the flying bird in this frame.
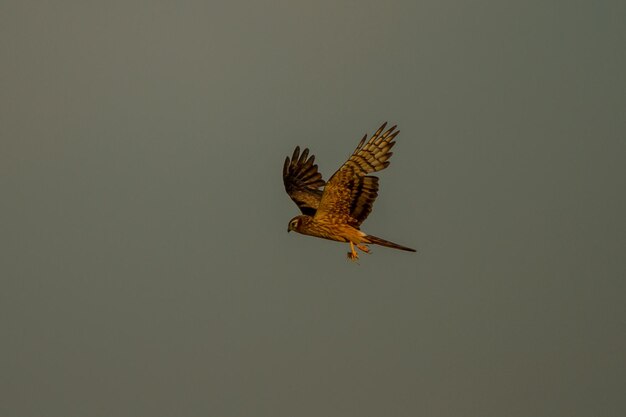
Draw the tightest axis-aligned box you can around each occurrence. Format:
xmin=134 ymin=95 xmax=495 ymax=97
xmin=283 ymin=122 xmax=416 ymax=261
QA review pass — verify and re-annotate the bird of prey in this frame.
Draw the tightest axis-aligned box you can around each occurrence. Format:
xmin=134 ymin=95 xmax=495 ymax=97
xmin=283 ymin=122 xmax=416 ymax=261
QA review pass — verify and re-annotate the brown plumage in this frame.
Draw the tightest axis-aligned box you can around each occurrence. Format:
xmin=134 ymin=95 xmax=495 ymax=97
xmin=284 ymin=122 xmax=416 ymax=260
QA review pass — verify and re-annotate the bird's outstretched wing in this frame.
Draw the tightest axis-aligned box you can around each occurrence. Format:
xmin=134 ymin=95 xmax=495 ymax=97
xmin=314 ymin=123 xmax=399 ymax=227
xmin=283 ymin=146 xmax=325 ymax=216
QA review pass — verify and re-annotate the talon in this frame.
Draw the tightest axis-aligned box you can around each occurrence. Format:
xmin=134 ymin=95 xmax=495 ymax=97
xmin=347 ymin=241 xmax=359 ymax=261
xmin=357 ymin=244 xmax=370 ymax=254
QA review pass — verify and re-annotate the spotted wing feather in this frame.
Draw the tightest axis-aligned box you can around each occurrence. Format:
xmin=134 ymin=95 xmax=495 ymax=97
xmin=283 ymin=146 xmax=325 ymax=215
xmin=315 ymin=123 xmax=399 ymax=227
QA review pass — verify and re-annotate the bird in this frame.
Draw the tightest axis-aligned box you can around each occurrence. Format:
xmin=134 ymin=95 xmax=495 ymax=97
xmin=283 ymin=122 xmax=416 ymax=261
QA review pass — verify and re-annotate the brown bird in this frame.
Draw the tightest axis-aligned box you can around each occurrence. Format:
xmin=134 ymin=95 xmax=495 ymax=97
xmin=283 ymin=122 xmax=416 ymax=261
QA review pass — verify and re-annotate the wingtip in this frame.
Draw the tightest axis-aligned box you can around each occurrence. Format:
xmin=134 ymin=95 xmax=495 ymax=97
xmin=299 ymin=147 xmax=310 ymax=163
xmin=291 ymin=146 xmax=301 ymax=162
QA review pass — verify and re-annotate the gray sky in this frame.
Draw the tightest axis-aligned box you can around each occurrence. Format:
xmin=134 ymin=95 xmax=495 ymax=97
xmin=2 ymin=1 xmax=625 ymax=416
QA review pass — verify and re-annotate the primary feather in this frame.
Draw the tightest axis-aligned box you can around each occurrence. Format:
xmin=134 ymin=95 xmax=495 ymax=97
xmin=283 ymin=146 xmax=325 ymax=216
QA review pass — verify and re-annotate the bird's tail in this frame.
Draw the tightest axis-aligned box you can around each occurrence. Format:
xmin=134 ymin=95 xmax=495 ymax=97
xmin=365 ymin=235 xmax=416 ymax=252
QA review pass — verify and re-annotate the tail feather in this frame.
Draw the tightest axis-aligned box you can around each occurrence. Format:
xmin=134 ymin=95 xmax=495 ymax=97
xmin=365 ymin=235 xmax=416 ymax=252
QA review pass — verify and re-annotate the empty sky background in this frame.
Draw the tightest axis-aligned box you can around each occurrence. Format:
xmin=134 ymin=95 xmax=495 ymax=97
xmin=2 ymin=1 xmax=625 ymax=416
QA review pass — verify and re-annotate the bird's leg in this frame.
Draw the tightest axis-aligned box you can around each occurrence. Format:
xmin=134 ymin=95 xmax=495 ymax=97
xmin=356 ymin=243 xmax=370 ymax=254
xmin=347 ymin=241 xmax=359 ymax=261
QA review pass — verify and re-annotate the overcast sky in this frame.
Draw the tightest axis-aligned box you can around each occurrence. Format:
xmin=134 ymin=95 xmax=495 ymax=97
xmin=2 ymin=1 xmax=625 ymax=416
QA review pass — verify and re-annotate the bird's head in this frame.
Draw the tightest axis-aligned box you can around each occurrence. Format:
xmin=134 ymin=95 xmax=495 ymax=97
xmin=287 ymin=216 xmax=306 ymax=233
